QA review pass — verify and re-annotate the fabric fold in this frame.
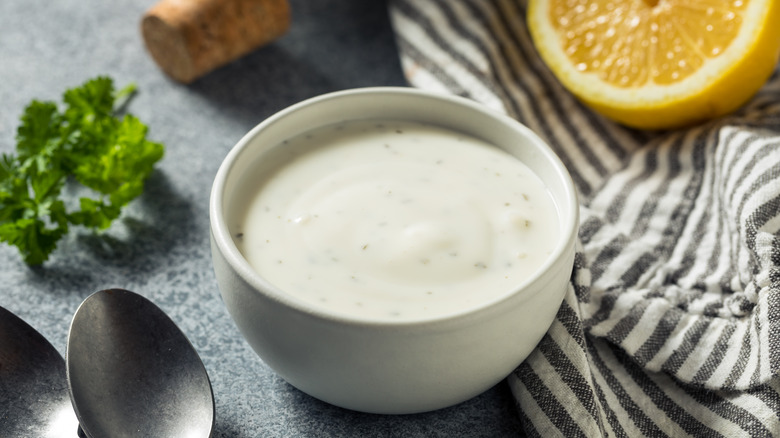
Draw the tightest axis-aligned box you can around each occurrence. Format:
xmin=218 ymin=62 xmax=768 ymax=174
xmin=389 ymin=0 xmax=780 ymax=435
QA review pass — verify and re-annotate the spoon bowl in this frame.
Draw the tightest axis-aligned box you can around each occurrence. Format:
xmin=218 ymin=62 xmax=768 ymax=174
xmin=66 ymin=289 xmax=214 ymax=438
xmin=0 ymin=305 xmax=79 ymax=438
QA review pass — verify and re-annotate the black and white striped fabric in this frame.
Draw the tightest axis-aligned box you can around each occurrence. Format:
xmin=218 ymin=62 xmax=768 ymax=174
xmin=388 ymin=1 xmax=780 ymax=435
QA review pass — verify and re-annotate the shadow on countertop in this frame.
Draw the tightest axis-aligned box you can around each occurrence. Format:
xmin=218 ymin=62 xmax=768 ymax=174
xmin=258 ymin=380 xmax=525 ymax=438
xmin=186 ymin=0 xmax=408 ymax=127
xmin=17 ymin=170 xmax=195 ymax=294
xmin=75 ymin=171 xmax=199 ymax=268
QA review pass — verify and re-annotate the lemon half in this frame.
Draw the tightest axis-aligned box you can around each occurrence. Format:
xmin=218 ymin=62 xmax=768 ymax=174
xmin=528 ymin=0 xmax=780 ymax=129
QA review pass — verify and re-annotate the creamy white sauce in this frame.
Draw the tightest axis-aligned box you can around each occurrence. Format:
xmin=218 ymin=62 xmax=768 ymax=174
xmin=235 ymin=120 xmax=559 ymax=321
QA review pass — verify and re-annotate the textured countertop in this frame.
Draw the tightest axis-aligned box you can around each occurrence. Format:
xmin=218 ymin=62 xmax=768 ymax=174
xmin=0 ymin=0 xmax=523 ymax=436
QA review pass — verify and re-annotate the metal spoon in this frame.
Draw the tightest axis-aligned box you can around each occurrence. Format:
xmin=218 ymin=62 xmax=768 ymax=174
xmin=0 ymin=305 xmax=80 ymax=438
xmin=66 ymin=289 xmax=215 ymax=438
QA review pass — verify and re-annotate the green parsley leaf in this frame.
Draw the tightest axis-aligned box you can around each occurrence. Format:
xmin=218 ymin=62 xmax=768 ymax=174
xmin=0 ymin=76 xmax=164 ymax=265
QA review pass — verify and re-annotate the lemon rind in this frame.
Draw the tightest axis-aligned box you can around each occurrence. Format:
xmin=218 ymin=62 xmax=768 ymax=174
xmin=528 ymin=0 xmax=780 ymax=129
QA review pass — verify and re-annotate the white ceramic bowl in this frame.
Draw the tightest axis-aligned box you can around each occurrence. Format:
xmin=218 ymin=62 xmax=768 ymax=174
xmin=209 ymin=87 xmax=578 ymax=414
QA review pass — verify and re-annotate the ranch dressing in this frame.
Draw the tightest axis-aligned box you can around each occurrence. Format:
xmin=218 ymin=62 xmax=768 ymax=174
xmin=235 ymin=120 xmax=559 ymax=321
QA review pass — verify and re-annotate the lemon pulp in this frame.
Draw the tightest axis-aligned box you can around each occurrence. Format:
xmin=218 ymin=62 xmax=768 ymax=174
xmin=528 ymin=0 xmax=780 ymax=129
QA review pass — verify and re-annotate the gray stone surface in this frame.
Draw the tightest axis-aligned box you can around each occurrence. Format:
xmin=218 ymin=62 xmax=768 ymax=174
xmin=0 ymin=0 xmax=523 ymax=436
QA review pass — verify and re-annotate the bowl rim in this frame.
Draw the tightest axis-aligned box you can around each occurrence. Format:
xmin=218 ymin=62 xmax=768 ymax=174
xmin=209 ymin=86 xmax=579 ymax=328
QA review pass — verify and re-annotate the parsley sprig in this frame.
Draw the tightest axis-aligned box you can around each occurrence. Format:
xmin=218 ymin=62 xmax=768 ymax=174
xmin=0 ymin=76 xmax=164 ymax=265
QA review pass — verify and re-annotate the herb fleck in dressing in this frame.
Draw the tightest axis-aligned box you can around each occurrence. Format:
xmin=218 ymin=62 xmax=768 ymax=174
xmin=235 ymin=120 xmax=559 ymax=321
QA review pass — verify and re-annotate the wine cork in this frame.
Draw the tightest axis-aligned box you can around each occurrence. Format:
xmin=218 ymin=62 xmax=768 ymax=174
xmin=141 ymin=0 xmax=290 ymax=83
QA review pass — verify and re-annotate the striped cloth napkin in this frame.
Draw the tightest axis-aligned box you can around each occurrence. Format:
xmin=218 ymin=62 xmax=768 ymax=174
xmin=388 ymin=1 xmax=780 ymax=436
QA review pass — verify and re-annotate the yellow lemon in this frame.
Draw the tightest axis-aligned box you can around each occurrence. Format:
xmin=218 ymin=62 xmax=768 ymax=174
xmin=527 ymin=0 xmax=780 ymax=129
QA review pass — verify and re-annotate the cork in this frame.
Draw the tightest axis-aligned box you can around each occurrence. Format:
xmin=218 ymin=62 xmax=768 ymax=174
xmin=141 ymin=0 xmax=290 ymax=83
